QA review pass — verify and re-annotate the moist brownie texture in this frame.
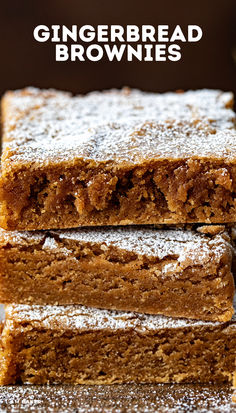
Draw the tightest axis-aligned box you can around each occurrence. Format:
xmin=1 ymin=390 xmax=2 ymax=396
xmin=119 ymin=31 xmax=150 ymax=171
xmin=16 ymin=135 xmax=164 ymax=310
xmin=233 ymin=369 xmax=236 ymax=402
xmin=0 ymin=303 xmax=235 ymax=385
xmin=0 ymin=226 xmax=234 ymax=321
xmin=1 ymin=87 xmax=236 ymax=230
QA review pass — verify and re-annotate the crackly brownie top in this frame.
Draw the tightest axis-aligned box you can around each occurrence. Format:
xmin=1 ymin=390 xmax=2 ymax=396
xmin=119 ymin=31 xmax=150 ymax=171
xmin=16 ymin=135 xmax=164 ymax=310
xmin=4 ymin=301 xmax=236 ymax=332
xmin=2 ymin=87 xmax=236 ymax=167
xmin=0 ymin=226 xmax=231 ymax=268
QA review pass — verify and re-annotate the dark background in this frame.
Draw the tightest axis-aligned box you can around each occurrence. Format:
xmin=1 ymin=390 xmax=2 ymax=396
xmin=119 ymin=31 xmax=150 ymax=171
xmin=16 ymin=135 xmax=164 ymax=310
xmin=0 ymin=0 xmax=235 ymax=95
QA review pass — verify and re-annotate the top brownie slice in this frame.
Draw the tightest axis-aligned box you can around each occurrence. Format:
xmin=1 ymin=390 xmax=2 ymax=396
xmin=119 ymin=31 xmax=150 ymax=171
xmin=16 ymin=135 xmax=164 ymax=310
xmin=0 ymin=87 xmax=236 ymax=230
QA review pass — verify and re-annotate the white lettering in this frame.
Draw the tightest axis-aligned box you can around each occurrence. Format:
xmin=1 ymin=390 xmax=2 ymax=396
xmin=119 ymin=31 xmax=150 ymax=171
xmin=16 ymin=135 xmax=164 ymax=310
xmin=104 ymin=44 xmax=126 ymax=61
xmin=188 ymin=25 xmax=202 ymax=42
xmin=87 ymin=44 xmax=103 ymax=61
xmin=168 ymin=44 xmax=181 ymax=61
xmin=55 ymin=44 xmax=69 ymax=61
xmin=33 ymin=25 xmax=50 ymax=42
xmin=79 ymin=25 xmax=95 ymax=42
xmin=127 ymin=44 xmax=142 ymax=61
xmin=170 ymin=25 xmax=186 ymax=42
xmin=71 ymin=44 xmax=85 ymax=61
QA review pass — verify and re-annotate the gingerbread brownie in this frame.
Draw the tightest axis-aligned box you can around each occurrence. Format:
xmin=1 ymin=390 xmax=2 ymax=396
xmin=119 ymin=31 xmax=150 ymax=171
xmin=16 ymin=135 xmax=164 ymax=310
xmin=0 ymin=87 xmax=236 ymax=230
xmin=0 ymin=303 xmax=235 ymax=385
xmin=233 ymin=371 xmax=236 ymax=403
xmin=0 ymin=225 xmax=234 ymax=321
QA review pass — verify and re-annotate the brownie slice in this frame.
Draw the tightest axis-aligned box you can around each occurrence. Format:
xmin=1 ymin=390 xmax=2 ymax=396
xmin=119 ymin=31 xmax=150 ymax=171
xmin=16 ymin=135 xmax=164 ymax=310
xmin=0 ymin=302 xmax=235 ymax=385
xmin=1 ymin=87 xmax=236 ymax=230
xmin=233 ymin=369 xmax=236 ymax=403
xmin=0 ymin=225 xmax=234 ymax=321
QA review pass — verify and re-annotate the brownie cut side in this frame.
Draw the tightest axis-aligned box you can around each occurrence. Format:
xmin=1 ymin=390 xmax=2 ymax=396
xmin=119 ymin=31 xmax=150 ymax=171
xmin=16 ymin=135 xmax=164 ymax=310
xmin=1 ymin=88 xmax=236 ymax=230
xmin=0 ymin=303 xmax=235 ymax=385
xmin=0 ymin=226 xmax=234 ymax=321
xmin=233 ymin=369 xmax=236 ymax=403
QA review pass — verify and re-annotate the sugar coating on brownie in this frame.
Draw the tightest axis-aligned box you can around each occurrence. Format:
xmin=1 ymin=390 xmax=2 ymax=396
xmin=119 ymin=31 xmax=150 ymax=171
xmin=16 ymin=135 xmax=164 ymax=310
xmin=2 ymin=87 xmax=236 ymax=167
xmin=1 ymin=301 xmax=235 ymax=385
xmin=5 ymin=302 xmax=236 ymax=332
xmin=1 ymin=88 xmax=236 ymax=231
xmin=0 ymin=226 xmax=233 ymax=321
xmin=0 ymin=385 xmax=234 ymax=412
xmin=0 ymin=225 xmax=231 ymax=263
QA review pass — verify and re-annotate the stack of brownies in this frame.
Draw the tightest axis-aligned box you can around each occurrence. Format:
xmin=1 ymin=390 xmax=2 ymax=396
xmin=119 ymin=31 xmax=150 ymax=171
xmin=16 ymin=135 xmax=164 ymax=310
xmin=0 ymin=87 xmax=235 ymax=386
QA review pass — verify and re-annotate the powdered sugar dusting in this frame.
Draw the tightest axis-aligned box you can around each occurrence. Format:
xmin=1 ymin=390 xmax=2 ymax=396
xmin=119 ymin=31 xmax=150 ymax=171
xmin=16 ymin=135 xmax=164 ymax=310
xmin=2 ymin=88 xmax=236 ymax=167
xmin=42 ymin=236 xmax=59 ymax=250
xmin=6 ymin=293 xmax=236 ymax=332
xmin=5 ymin=300 xmax=236 ymax=332
xmin=57 ymin=226 xmax=230 ymax=264
xmin=0 ymin=228 xmax=44 ymax=246
xmin=0 ymin=226 xmax=230 ymax=265
xmin=0 ymin=384 xmax=234 ymax=413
